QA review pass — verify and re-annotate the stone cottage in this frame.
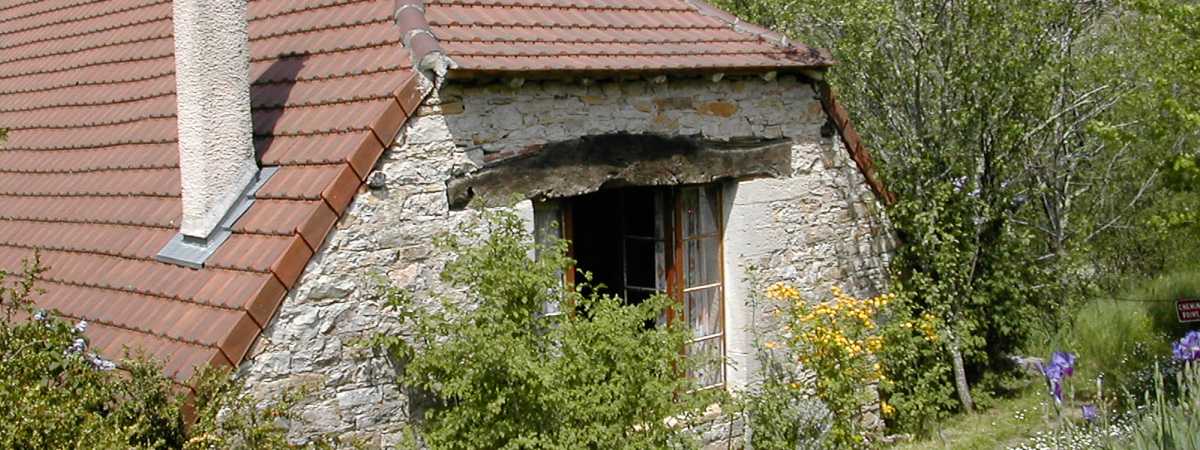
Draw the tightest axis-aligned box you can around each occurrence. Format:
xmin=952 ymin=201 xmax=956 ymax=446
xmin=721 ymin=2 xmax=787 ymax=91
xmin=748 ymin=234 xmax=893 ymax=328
xmin=0 ymin=0 xmax=893 ymax=444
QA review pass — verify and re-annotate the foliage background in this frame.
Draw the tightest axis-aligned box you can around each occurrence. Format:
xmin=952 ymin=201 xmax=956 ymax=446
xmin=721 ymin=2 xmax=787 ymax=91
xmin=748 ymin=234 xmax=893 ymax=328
xmin=715 ymin=0 xmax=1200 ymax=435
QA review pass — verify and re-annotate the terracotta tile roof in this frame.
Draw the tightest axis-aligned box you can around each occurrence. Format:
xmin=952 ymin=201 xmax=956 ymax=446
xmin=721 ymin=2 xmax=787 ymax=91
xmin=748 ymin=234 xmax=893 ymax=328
xmin=0 ymin=0 xmax=832 ymax=382
xmin=423 ymin=0 xmax=832 ymax=74
xmin=0 ymin=0 xmax=423 ymax=381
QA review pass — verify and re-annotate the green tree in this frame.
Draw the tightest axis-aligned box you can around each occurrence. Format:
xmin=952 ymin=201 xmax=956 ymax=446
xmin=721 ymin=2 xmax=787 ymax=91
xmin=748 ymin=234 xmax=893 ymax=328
xmin=372 ymin=211 xmax=717 ymax=449
xmin=1088 ymin=0 xmax=1200 ymax=278
xmin=711 ymin=0 xmax=1189 ymax=427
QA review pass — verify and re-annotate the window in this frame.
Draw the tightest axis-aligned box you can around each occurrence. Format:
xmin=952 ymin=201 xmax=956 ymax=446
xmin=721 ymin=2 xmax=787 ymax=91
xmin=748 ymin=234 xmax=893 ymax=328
xmin=535 ymin=184 xmax=726 ymax=389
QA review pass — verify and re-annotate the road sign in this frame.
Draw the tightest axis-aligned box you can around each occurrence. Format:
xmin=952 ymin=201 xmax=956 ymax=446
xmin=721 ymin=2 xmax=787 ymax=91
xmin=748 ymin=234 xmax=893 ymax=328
xmin=1178 ymin=298 xmax=1200 ymax=323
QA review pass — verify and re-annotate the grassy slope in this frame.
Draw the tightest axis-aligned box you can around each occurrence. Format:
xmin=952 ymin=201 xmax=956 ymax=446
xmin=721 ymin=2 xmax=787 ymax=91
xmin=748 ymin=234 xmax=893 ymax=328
xmin=889 ymin=388 xmax=1051 ymax=450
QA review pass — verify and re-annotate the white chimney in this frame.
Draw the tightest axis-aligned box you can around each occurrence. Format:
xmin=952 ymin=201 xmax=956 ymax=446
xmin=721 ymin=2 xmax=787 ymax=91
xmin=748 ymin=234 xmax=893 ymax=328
xmin=172 ymin=0 xmax=257 ymax=240
xmin=158 ymin=0 xmax=273 ymax=268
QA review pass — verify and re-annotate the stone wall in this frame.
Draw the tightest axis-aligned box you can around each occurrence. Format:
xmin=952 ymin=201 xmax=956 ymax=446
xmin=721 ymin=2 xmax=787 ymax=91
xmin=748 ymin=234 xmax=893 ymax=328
xmin=237 ymin=74 xmax=892 ymax=446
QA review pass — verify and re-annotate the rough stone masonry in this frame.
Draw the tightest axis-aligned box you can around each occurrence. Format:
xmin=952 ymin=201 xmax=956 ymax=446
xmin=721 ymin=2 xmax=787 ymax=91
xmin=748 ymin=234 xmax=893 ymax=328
xmin=238 ymin=73 xmax=894 ymax=446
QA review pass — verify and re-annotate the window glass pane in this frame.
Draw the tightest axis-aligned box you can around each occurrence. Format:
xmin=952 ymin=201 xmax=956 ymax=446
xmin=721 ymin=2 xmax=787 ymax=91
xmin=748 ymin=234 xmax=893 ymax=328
xmin=687 ymin=338 xmax=724 ymax=388
xmin=533 ymin=201 xmax=562 ymax=256
xmin=542 ymin=300 xmax=562 ymax=317
xmin=683 ymin=188 xmax=700 ymax=238
xmin=533 ymin=200 xmax=565 ymax=318
xmin=686 ymin=287 xmax=721 ymax=338
xmin=624 ymin=238 xmax=657 ymax=289
xmin=700 ymin=186 xmax=719 ymax=235
xmin=654 ymin=239 xmax=667 ymax=291
xmin=683 ymin=186 xmax=720 ymax=238
xmin=685 ymin=237 xmax=720 ymax=288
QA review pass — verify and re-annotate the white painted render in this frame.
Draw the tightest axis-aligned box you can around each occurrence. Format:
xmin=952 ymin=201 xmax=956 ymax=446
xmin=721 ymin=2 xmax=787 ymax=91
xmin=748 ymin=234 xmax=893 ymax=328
xmin=172 ymin=0 xmax=257 ymax=239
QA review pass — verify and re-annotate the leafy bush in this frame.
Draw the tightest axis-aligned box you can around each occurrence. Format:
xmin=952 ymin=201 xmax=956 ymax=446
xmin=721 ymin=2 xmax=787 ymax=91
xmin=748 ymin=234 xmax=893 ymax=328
xmin=0 ymin=256 xmax=183 ymax=449
xmin=1 ymin=255 xmax=325 ymax=449
xmin=876 ymin=294 xmax=958 ymax=436
xmin=372 ymin=211 xmax=717 ymax=449
xmin=881 ymin=188 xmax=1054 ymax=432
xmin=739 ymin=373 xmax=830 ymax=450
xmin=761 ymin=283 xmax=892 ymax=448
xmin=736 ymin=282 xmax=896 ymax=449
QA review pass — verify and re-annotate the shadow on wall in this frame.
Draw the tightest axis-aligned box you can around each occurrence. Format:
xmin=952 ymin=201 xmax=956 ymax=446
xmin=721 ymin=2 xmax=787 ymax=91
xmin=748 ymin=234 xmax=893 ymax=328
xmin=250 ymin=55 xmax=307 ymax=164
xmin=832 ymin=145 xmax=894 ymax=297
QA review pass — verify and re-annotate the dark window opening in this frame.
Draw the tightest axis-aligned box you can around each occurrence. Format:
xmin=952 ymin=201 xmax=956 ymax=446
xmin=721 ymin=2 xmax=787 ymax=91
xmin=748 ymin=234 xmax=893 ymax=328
xmin=535 ymin=184 xmax=726 ymax=389
xmin=570 ymin=187 xmax=668 ymax=307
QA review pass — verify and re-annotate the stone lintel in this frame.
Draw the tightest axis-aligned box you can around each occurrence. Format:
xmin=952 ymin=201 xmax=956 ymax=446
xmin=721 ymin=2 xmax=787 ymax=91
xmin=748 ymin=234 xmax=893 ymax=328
xmin=446 ymin=133 xmax=792 ymax=209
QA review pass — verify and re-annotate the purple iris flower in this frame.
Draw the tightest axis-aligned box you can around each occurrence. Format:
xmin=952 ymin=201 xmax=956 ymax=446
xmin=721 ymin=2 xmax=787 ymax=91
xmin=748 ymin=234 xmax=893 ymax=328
xmin=1050 ymin=351 xmax=1076 ymax=377
xmin=1081 ymin=404 xmax=1098 ymax=423
xmin=1038 ymin=351 xmax=1076 ymax=404
xmin=1173 ymin=331 xmax=1200 ymax=362
xmin=1041 ymin=361 xmax=1063 ymax=381
xmin=32 ymin=309 xmax=47 ymax=321
xmin=72 ymin=320 xmax=88 ymax=334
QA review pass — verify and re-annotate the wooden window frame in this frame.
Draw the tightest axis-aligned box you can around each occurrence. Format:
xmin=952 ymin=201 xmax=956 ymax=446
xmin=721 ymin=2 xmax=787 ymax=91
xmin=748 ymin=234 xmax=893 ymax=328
xmin=543 ymin=184 xmax=727 ymax=389
xmin=675 ymin=185 xmax=726 ymax=390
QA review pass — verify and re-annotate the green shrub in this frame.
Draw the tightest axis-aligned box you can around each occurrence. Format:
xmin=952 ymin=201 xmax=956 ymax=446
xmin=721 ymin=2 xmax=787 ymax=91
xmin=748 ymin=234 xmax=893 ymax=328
xmin=1 ymin=255 xmax=327 ymax=449
xmin=372 ymin=211 xmax=717 ymax=449
xmin=876 ymin=294 xmax=958 ymax=437
xmin=739 ymin=373 xmax=830 ymax=450
xmin=0 ymin=256 xmax=183 ymax=449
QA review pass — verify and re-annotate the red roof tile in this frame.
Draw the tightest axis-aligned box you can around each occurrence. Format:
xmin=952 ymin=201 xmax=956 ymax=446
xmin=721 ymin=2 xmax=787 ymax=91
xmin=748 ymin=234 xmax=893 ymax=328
xmin=424 ymin=0 xmax=831 ymax=75
xmin=0 ymin=0 xmax=423 ymax=381
xmin=0 ymin=0 xmax=832 ymax=382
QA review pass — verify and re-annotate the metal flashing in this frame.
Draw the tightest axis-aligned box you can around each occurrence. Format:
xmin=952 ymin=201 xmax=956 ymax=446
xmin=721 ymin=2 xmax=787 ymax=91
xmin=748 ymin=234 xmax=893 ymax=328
xmin=156 ymin=166 xmax=279 ymax=268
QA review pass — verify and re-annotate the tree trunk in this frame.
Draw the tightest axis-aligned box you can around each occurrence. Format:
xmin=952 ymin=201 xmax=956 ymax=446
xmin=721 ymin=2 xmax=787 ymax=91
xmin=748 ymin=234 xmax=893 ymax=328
xmin=948 ymin=333 xmax=975 ymax=413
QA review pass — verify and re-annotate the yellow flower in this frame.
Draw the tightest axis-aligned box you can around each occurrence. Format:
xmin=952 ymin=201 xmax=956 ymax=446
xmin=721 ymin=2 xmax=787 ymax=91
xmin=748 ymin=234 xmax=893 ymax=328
xmin=866 ymin=336 xmax=883 ymax=352
xmin=881 ymin=402 xmax=895 ymax=417
xmin=764 ymin=341 xmax=780 ymax=350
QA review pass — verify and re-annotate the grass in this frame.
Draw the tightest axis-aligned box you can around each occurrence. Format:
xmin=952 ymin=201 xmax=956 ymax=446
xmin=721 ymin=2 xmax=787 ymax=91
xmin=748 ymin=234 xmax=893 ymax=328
xmin=888 ymin=387 xmax=1051 ymax=450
